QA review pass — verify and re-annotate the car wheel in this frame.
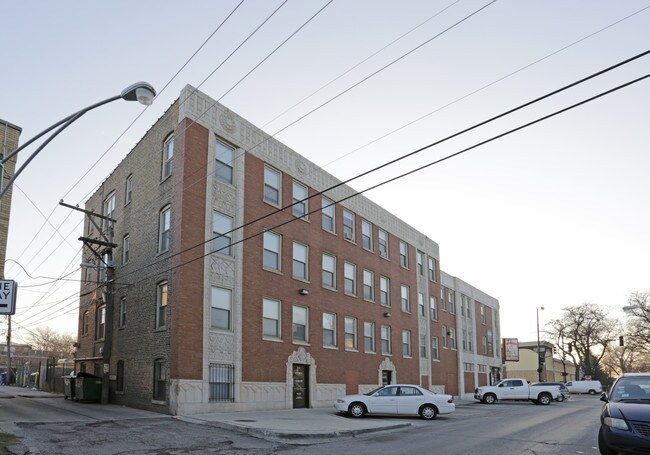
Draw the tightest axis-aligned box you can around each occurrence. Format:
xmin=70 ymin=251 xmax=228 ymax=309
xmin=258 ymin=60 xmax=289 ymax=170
xmin=589 ymin=390 xmax=597 ymax=395
xmin=348 ymin=402 xmax=367 ymax=418
xmin=598 ymin=427 xmax=617 ymax=455
xmin=483 ymin=393 xmax=496 ymax=404
xmin=419 ymin=404 xmax=438 ymax=420
xmin=556 ymin=394 xmax=565 ymax=402
xmin=538 ymin=393 xmax=552 ymax=405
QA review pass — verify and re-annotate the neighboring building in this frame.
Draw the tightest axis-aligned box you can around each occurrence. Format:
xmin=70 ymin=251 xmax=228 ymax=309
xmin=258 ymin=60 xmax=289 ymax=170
xmin=441 ymin=272 xmax=501 ymax=399
xmin=0 ymin=119 xmax=21 ymax=279
xmin=505 ymin=341 xmax=575 ymax=383
xmin=75 ymin=85 xmax=501 ymax=415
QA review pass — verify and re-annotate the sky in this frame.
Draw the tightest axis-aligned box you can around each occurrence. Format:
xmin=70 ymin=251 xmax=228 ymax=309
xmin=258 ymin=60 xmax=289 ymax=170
xmin=2 ymin=0 xmax=649 ymax=346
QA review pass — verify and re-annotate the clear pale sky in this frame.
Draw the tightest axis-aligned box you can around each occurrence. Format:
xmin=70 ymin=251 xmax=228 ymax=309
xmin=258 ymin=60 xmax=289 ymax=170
xmin=2 ymin=0 xmax=649 ymax=346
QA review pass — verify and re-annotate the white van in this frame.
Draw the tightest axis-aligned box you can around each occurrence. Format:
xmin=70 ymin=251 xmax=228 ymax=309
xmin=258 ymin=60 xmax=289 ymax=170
xmin=565 ymin=380 xmax=603 ymax=395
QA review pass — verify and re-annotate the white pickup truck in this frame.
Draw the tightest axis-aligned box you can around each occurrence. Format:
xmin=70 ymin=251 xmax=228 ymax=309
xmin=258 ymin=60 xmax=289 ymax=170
xmin=474 ymin=378 xmax=561 ymax=405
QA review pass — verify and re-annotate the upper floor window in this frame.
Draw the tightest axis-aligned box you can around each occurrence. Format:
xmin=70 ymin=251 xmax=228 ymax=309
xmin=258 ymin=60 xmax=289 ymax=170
xmin=416 ymin=251 xmax=424 ymax=275
xmin=159 ymin=205 xmax=171 ymax=253
xmin=292 ymin=241 xmax=308 ymax=280
xmin=378 ymin=229 xmax=388 ymax=258
xmin=321 ymin=197 xmax=335 ymax=232
xmin=211 ymin=286 xmax=232 ymax=330
xmin=482 ymin=336 xmax=488 ymax=354
xmin=263 ymin=298 xmax=281 ymax=339
xmin=399 ymin=241 xmax=408 ymax=268
xmin=428 ymin=257 xmax=437 ymax=282
xmin=122 ymin=234 xmax=130 ymax=265
xmin=125 ymin=174 xmax=133 ymax=205
xmin=481 ymin=305 xmax=487 ymax=324
xmin=82 ymin=311 xmax=89 ymax=335
xmin=345 ymin=317 xmax=357 ymax=350
xmin=292 ymin=181 xmax=308 ymax=219
xmin=323 ymin=312 xmax=336 ymax=347
xmin=420 ymin=334 xmax=427 ymax=358
xmin=156 ymin=281 xmax=168 ymax=329
xmin=213 ymin=211 xmax=233 ymax=256
xmin=430 ymin=296 xmax=438 ymax=321
xmin=449 ymin=327 xmax=457 ymax=350
xmin=402 ymin=330 xmax=412 ymax=357
xmin=400 ymin=285 xmax=410 ymax=312
xmin=322 ymin=253 xmax=336 ymax=289
xmin=431 ymin=336 xmax=440 ymax=360
xmin=103 ymin=192 xmax=116 ymax=234
xmin=381 ymin=325 xmax=391 ymax=354
xmin=363 ymin=270 xmax=374 ymax=301
xmin=95 ymin=306 xmax=105 ymax=340
xmin=418 ymin=292 xmax=425 ymax=317
xmin=263 ymin=231 xmax=281 ymax=271
xmin=344 ymin=262 xmax=356 ymax=295
xmin=380 ymin=276 xmax=390 ymax=306
xmin=215 ymin=140 xmax=234 ymax=184
xmin=263 ymin=165 xmax=281 ymax=206
xmin=364 ymin=321 xmax=375 ymax=352
xmin=119 ymin=297 xmax=126 ymax=328
xmin=361 ymin=219 xmax=372 ymax=250
xmin=162 ymin=134 xmax=174 ymax=180
xmin=292 ymin=305 xmax=308 ymax=343
xmin=342 ymin=209 xmax=355 ymax=241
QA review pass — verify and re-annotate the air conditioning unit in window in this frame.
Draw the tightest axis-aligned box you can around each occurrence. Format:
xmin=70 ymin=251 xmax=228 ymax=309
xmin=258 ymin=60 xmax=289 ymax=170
xmin=344 ymin=232 xmax=353 ymax=241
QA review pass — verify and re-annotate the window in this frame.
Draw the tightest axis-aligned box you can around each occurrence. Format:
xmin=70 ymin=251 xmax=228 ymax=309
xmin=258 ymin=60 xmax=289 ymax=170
xmin=428 ymin=257 xmax=436 ymax=282
xmin=158 ymin=205 xmax=171 ymax=253
xmin=449 ymin=328 xmax=457 ymax=350
xmin=361 ymin=219 xmax=372 ymax=250
xmin=467 ymin=299 xmax=472 ymax=320
xmin=156 ymin=281 xmax=168 ymax=329
xmin=95 ymin=305 xmax=106 ymax=340
xmin=420 ymin=334 xmax=427 ymax=358
xmin=344 ymin=262 xmax=356 ymax=295
xmin=482 ymin=336 xmax=488 ymax=355
xmin=432 ymin=337 xmax=440 ymax=360
xmin=400 ymin=285 xmax=410 ymax=312
xmin=378 ymin=229 xmax=388 ymax=257
xmin=418 ymin=293 xmax=425 ymax=317
xmin=399 ymin=241 xmax=408 ymax=268
xmin=448 ymin=291 xmax=456 ymax=314
xmin=292 ymin=305 xmax=308 ymax=343
xmin=122 ymin=234 xmax=130 ymax=265
xmin=209 ymin=364 xmax=234 ymax=402
xmin=162 ymin=134 xmax=174 ymax=179
xmin=322 ymin=254 xmax=336 ymax=289
xmin=292 ymin=181 xmax=308 ymax=219
xmin=125 ymin=174 xmax=132 ymax=205
xmin=364 ymin=321 xmax=375 ymax=352
xmin=215 ymin=140 xmax=234 ymax=184
xmin=292 ymin=242 xmax=308 ymax=280
xmin=416 ymin=251 xmax=424 ymax=275
xmin=345 ymin=317 xmax=357 ymax=350
xmin=462 ymin=329 xmax=467 ymax=351
xmin=342 ymin=209 xmax=355 ymax=241
xmin=440 ymin=288 xmax=447 ymax=311
xmin=119 ymin=297 xmax=126 ymax=328
xmin=442 ymin=325 xmax=448 ymax=348
xmin=363 ymin=270 xmax=374 ymax=301
xmin=213 ymin=211 xmax=233 ymax=255
xmin=481 ymin=305 xmax=487 ymax=324
xmin=464 ymin=363 xmax=475 ymax=372
xmin=263 ymin=231 xmax=281 ymax=271
xmin=380 ymin=276 xmax=390 ymax=306
xmin=430 ymin=296 xmax=438 ymax=321
xmin=468 ymin=330 xmax=473 ymax=352
xmin=211 ymin=287 xmax=232 ymax=330
xmin=153 ymin=359 xmax=166 ymax=401
xmin=82 ymin=311 xmax=89 ymax=335
xmin=478 ymin=364 xmax=487 ymax=373
xmin=263 ymin=165 xmax=281 ymax=206
xmin=103 ymin=192 xmax=116 ymax=233
xmin=321 ymin=197 xmax=335 ymax=232
xmin=402 ymin=330 xmax=411 ymax=357
xmin=116 ymin=360 xmax=124 ymax=392
xmin=263 ymin=298 xmax=280 ymax=338
xmin=323 ymin=312 xmax=336 ymax=347
xmin=381 ymin=325 xmax=391 ymax=354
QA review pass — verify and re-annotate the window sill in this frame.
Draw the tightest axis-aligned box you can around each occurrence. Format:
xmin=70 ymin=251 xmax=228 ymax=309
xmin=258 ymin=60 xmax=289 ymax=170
xmin=364 ymin=350 xmax=376 ymax=355
xmin=292 ymin=277 xmax=310 ymax=284
xmin=292 ymin=341 xmax=310 ymax=347
xmin=323 ymin=286 xmax=337 ymax=293
xmin=153 ymin=327 xmax=166 ymax=333
xmin=381 ymin=353 xmax=392 ymax=356
xmin=344 ymin=292 xmax=357 ymax=298
xmin=345 ymin=348 xmax=359 ymax=353
xmin=262 ymin=199 xmax=281 ymax=209
xmin=363 ymin=298 xmax=375 ymax=304
xmin=151 ymin=400 xmax=167 ymax=406
xmin=262 ymin=267 xmax=283 ymax=275
xmin=323 ymin=345 xmax=338 ymax=350
xmin=263 ymin=337 xmax=283 ymax=343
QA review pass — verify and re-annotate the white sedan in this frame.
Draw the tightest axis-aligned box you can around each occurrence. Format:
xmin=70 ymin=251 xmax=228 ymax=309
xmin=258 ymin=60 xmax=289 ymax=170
xmin=335 ymin=384 xmax=455 ymax=420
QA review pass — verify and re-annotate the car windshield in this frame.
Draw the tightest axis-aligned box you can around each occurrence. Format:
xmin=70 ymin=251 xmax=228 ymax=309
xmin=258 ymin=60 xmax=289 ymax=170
xmin=610 ymin=376 xmax=650 ymax=402
xmin=365 ymin=386 xmax=385 ymax=396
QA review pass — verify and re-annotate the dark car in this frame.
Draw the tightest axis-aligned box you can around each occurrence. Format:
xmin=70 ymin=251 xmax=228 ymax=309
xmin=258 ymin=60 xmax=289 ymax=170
xmin=532 ymin=382 xmax=571 ymax=402
xmin=598 ymin=373 xmax=650 ymax=455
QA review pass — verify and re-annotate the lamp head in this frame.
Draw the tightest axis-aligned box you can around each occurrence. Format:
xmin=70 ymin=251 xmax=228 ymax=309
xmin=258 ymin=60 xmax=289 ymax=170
xmin=121 ymin=81 xmax=156 ymax=105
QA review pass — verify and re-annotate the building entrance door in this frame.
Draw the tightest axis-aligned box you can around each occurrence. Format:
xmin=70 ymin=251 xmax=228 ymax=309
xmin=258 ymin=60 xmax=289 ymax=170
xmin=382 ymin=370 xmax=392 ymax=385
xmin=292 ymin=364 xmax=309 ymax=408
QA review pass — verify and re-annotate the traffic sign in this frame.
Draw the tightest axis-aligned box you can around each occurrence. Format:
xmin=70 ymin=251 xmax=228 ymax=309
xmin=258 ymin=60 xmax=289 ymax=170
xmin=0 ymin=280 xmax=17 ymax=315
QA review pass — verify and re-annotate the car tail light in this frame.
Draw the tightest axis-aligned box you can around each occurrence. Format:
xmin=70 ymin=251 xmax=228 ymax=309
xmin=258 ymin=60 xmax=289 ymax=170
xmin=448 ymin=398 xmax=453 ymax=403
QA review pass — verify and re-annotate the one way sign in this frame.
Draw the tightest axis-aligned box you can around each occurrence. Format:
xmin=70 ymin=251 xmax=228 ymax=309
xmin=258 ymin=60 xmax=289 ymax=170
xmin=0 ymin=280 xmax=17 ymax=315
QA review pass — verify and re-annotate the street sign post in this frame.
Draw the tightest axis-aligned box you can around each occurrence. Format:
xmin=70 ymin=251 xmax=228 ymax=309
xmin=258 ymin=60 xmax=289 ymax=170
xmin=0 ymin=280 xmax=17 ymax=315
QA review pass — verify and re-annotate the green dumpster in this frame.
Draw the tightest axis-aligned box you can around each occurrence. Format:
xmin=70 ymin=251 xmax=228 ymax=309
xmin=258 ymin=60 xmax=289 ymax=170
xmin=74 ymin=372 xmax=102 ymax=402
xmin=63 ymin=376 xmax=75 ymax=400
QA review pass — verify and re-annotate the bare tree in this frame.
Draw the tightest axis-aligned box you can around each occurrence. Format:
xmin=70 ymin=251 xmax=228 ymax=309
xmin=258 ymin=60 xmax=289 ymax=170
xmin=25 ymin=326 xmax=76 ymax=358
xmin=625 ymin=291 xmax=650 ymax=350
xmin=545 ymin=303 xmax=620 ymax=380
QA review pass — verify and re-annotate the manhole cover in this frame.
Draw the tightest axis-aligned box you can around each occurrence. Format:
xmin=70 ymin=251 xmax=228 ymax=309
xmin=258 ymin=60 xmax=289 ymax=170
xmin=234 ymin=419 xmax=256 ymax=422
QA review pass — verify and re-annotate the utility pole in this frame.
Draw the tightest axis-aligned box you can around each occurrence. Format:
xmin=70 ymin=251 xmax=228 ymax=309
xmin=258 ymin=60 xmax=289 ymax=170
xmin=60 ymin=201 xmax=116 ymax=404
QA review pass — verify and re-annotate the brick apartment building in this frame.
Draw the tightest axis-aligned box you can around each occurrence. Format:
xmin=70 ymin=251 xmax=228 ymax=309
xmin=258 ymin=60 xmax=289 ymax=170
xmin=1 ymin=119 xmax=21 ymax=279
xmin=75 ymin=85 xmax=501 ymax=415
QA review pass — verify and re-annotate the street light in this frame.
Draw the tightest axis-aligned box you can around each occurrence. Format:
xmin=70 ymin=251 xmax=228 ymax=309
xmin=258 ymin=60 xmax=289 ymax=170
xmin=536 ymin=306 xmax=545 ymax=381
xmin=0 ymin=81 xmax=156 ymax=200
